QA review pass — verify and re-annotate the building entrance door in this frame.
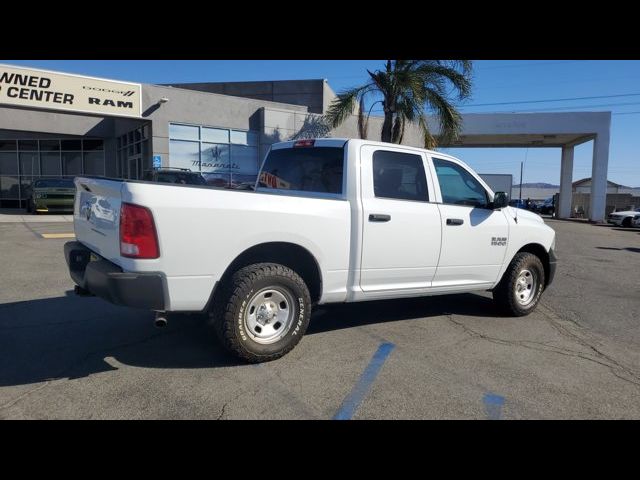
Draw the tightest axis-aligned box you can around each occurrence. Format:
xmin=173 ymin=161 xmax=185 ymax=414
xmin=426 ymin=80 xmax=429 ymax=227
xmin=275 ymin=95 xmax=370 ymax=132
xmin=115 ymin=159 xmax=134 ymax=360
xmin=127 ymin=156 xmax=142 ymax=180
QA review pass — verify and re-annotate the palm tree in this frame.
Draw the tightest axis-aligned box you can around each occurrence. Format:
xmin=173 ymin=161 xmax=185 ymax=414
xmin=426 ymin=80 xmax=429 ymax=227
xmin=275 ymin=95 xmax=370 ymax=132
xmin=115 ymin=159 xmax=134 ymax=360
xmin=324 ymin=60 xmax=472 ymax=148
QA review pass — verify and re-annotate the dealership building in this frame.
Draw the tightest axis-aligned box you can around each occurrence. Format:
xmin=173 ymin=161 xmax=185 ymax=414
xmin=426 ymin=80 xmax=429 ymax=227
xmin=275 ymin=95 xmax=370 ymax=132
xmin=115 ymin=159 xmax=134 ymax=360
xmin=0 ymin=63 xmax=612 ymax=221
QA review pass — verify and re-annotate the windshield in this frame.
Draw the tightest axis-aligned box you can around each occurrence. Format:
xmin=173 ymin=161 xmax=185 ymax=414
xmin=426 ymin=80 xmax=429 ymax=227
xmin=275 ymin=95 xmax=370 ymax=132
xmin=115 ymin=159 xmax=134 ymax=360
xmin=33 ymin=178 xmax=75 ymax=188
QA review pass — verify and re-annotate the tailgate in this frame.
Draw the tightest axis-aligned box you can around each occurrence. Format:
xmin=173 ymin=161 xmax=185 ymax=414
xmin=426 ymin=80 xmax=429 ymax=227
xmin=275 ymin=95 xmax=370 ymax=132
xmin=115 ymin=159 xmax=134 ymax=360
xmin=73 ymin=177 xmax=123 ymax=264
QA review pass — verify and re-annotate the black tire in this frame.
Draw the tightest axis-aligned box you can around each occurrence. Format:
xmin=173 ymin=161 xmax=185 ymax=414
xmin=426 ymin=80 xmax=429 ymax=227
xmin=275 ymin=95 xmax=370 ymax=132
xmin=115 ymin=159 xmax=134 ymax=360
xmin=622 ymin=217 xmax=632 ymax=228
xmin=493 ymin=252 xmax=546 ymax=316
xmin=211 ymin=263 xmax=312 ymax=363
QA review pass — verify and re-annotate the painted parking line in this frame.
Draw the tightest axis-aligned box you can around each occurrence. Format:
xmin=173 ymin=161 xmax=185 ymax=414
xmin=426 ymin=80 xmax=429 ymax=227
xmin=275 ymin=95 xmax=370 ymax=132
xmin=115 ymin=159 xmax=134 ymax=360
xmin=41 ymin=233 xmax=76 ymax=239
xmin=333 ymin=342 xmax=396 ymax=420
xmin=483 ymin=393 xmax=505 ymax=420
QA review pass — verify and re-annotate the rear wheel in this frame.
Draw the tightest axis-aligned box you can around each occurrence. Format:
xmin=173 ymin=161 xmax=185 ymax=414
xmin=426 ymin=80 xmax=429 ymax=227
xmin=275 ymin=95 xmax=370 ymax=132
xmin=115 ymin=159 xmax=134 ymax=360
xmin=493 ymin=252 xmax=545 ymax=316
xmin=211 ymin=263 xmax=311 ymax=363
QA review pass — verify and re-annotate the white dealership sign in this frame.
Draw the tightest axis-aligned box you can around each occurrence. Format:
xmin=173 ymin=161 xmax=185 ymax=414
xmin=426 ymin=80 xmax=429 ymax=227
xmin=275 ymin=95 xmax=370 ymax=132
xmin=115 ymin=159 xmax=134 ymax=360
xmin=0 ymin=64 xmax=142 ymax=117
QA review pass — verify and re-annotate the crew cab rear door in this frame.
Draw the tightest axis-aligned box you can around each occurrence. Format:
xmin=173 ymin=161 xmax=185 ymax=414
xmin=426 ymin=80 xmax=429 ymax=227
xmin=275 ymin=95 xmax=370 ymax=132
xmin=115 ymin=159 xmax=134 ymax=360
xmin=359 ymin=144 xmax=442 ymax=294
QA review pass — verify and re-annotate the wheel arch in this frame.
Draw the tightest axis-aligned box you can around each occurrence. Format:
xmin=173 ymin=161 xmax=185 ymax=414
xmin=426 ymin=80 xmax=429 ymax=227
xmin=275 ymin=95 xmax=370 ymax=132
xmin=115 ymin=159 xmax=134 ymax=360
xmin=516 ymin=243 xmax=550 ymax=286
xmin=212 ymin=242 xmax=323 ymax=306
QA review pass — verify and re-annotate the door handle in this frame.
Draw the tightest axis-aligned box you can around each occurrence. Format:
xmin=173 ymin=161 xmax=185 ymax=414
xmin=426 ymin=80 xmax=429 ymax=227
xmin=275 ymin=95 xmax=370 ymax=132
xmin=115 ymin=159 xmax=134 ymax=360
xmin=446 ymin=218 xmax=464 ymax=226
xmin=369 ymin=214 xmax=391 ymax=222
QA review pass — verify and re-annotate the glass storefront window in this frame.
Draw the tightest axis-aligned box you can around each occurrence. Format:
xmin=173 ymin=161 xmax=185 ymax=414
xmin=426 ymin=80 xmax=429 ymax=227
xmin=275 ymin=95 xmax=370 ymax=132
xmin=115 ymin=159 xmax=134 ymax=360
xmin=62 ymin=152 xmax=82 ymax=175
xmin=0 ymin=152 xmax=18 ymax=175
xmin=169 ymin=140 xmax=200 ymax=171
xmin=84 ymin=152 xmax=105 ymax=175
xmin=18 ymin=140 xmax=38 ymax=151
xmin=0 ymin=152 xmax=19 ymax=199
xmin=118 ymin=128 xmax=149 ymax=180
xmin=230 ymin=130 xmax=258 ymax=146
xmin=0 ymin=176 xmax=19 ymax=199
xmin=202 ymin=127 xmax=229 ymax=143
xmin=169 ymin=124 xmax=200 ymax=141
xmin=168 ymin=123 xmax=260 ymax=187
xmin=82 ymin=139 xmax=104 ymax=151
xmin=40 ymin=140 xmax=60 ymax=151
xmin=61 ymin=140 xmax=82 ymax=150
xmin=0 ymin=140 xmax=16 ymax=151
xmin=19 ymin=152 xmax=40 ymax=176
xmin=41 ymin=152 xmax=61 ymax=176
xmin=201 ymin=143 xmax=230 ymax=173
xmin=230 ymin=145 xmax=259 ymax=175
xmin=0 ymin=137 xmax=106 ymax=207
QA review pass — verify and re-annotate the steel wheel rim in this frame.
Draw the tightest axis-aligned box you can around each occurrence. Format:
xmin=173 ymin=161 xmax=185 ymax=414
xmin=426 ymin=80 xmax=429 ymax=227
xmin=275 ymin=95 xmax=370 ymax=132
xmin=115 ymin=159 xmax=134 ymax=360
xmin=514 ymin=269 xmax=537 ymax=306
xmin=244 ymin=287 xmax=296 ymax=345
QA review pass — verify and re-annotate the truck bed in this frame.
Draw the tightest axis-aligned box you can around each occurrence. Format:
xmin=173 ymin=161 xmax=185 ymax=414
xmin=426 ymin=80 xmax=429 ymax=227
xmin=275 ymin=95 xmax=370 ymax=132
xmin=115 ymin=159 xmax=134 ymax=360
xmin=72 ymin=176 xmax=351 ymax=311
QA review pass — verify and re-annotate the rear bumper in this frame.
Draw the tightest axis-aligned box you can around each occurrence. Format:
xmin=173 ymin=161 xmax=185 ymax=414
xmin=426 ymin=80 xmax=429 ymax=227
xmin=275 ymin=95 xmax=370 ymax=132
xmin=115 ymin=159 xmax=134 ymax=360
xmin=547 ymin=247 xmax=557 ymax=286
xmin=64 ymin=241 xmax=165 ymax=310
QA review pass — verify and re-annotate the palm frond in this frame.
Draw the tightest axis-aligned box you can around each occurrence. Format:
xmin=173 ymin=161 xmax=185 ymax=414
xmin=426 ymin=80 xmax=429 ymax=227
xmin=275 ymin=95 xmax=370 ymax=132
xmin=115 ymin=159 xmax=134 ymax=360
xmin=414 ymin=62 xmax=473 ymax=100
xmin=323 ymin=83 xmax=374 ymax=128
xmin=423 ymin=87 xmax=463 ymax=146
xmin=417 ymin=113 xmax=437 ymax=150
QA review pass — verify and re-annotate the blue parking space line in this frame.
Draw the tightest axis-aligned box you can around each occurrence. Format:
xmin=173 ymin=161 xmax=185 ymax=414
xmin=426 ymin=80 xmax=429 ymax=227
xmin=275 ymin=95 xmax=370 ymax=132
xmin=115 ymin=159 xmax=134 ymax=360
xmin=333 ymin=342 xmax=396 ymax=420
xmin=483 ymin=393 xmax=505 ymax=420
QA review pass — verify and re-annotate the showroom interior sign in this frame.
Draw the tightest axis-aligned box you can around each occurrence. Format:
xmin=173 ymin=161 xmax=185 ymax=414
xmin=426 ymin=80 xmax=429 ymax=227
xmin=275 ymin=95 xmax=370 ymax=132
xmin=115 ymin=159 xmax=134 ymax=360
xmin=0 ymin=64 xmax=141 ymax=117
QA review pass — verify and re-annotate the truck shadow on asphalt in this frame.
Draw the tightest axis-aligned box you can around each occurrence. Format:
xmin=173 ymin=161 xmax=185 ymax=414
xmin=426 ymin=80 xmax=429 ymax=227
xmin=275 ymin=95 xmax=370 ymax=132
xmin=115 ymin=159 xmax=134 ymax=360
xmin=0 ymin=291 xmax=503 ymax=388
xmin=596 ymin=246 xmax=640 ymax=253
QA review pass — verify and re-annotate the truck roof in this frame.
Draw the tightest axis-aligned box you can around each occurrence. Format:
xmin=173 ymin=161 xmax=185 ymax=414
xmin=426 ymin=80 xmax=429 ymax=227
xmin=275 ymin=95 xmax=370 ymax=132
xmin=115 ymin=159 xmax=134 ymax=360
xmin=270 ymin=138 xmax=443 ymax=157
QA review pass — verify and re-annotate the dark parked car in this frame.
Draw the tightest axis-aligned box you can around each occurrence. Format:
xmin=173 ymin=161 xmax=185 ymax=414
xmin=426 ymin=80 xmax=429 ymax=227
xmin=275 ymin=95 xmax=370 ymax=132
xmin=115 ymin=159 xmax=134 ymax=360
xmin=538 ymin=197 xmax=555 ymax=215
xmin=142 ymin=168 xmax=207 ymax=185
xmin=25 ymin=178 xmax=75 ymax=214
xmin=509 ymin=199 xmax=527 ymax=209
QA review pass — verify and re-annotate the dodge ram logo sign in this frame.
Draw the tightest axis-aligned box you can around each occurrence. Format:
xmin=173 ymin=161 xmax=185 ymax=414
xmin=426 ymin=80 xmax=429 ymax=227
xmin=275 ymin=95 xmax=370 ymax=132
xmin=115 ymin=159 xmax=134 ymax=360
xmin=0 ymin=63 xmax=142 ymax=118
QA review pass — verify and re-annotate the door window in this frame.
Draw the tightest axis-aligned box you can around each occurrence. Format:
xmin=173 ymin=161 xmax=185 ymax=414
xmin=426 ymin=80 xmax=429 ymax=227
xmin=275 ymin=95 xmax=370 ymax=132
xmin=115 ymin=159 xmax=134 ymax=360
xmin=433 ymin=158 xmax=488 ymax=207
xmin=372 ymin=150 xmax=428 ymax=201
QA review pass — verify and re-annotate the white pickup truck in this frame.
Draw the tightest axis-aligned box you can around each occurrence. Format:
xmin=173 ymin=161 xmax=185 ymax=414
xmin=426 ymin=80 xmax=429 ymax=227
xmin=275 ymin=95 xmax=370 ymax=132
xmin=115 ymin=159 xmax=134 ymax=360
xmin=65 ymin=138 xmax=557 ymax=362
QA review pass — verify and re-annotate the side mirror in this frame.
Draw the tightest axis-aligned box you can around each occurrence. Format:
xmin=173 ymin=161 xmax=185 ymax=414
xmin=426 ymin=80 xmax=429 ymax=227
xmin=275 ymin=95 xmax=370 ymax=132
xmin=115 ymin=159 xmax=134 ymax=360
xmin=492 ymin=191 xmax=509 ymax=209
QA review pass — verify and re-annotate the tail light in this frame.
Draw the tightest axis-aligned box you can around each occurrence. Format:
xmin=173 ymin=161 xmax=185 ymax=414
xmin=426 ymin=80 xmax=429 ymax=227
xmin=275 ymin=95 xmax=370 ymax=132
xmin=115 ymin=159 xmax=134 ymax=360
xmin=120 ymin=202 xmax=159 ymax=259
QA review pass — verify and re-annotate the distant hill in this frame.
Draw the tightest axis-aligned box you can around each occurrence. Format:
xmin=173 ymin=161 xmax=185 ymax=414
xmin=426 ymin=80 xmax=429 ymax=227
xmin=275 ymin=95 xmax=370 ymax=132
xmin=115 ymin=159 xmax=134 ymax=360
xmin=513 ymin=182 xmax=559 ymax=188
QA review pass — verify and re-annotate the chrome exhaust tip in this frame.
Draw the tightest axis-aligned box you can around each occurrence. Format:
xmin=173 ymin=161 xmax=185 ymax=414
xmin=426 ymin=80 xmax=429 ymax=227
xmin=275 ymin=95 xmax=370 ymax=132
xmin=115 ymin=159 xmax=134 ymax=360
xmin=154 ymin=313 xmax=168 ymax=328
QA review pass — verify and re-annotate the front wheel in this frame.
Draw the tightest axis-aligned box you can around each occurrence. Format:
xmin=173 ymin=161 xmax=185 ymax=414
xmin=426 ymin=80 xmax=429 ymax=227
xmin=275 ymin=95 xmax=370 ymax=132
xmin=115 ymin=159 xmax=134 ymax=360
xmin=211 ymin=263 xmax=312 ymax=363
xmin=622 ymin=217 xmax=632 ymax=228
xmin=493 ymin=252 xmax=545 ymax=316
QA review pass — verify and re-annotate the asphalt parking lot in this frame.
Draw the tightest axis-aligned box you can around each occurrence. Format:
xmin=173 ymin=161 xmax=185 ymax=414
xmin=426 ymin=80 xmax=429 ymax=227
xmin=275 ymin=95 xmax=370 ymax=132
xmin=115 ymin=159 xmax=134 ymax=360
xmin=1 ymin=214 xmax=639 ymax=419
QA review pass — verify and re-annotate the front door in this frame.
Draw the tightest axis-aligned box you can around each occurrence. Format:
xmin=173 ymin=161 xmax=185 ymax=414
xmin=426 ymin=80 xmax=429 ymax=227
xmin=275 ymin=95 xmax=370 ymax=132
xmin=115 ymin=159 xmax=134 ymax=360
xmin=359 ymin=145 xmax=442 ymax=294
xmin=429 ymin=156 xmax=509 ymax=287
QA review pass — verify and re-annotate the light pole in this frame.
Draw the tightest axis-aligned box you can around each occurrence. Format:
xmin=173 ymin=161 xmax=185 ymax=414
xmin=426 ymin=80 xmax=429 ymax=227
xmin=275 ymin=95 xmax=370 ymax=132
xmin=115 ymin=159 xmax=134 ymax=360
xmin=519 ymin=148 xmax=529 ymax=203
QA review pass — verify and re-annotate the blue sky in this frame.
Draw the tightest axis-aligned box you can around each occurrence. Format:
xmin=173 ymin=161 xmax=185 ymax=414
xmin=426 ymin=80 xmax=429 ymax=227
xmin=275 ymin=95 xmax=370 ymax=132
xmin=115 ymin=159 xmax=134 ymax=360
xmin=3 ymin=60 xmax=640 ymax=187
